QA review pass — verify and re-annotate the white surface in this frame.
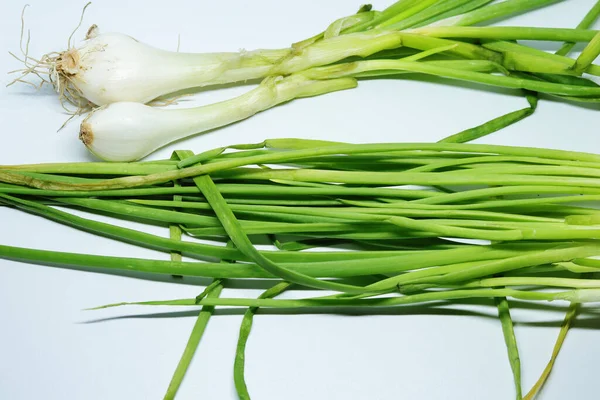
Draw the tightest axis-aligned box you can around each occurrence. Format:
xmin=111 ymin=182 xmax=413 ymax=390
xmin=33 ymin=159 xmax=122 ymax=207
xmin=1 ymin=1 xmax=599 ymax=399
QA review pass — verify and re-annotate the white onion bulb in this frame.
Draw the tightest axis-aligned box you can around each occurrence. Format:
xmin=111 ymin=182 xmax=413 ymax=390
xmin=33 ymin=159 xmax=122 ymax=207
xmin=54 ymin=31 xmax=290 ymax=106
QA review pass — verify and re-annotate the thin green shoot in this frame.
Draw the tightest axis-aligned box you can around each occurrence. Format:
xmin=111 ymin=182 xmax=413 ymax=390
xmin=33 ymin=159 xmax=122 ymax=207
xmin=452 ymin=0 xmax=564 ymax=27
xmin=234 ymin=282 xmax=291 ymax=400
xmin=163 ymin=282 xmax=224 ymax=400
xmin=495 ymin=296 xmax=522 ymax=400
xmin=572 ymin=31 xmax=600 ymax=75
xmin=523 ymin=303 xmax=580 ymax=400
xmin=556 ymin=1 xmax=600 ymax=56
xmin=89 ymin=287 xmax=600 ymax=311
xmin=439 ymin=93 xmax=537 ymax=143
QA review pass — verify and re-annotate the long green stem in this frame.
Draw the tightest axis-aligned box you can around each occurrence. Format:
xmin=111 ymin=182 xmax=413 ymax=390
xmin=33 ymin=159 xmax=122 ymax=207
xmin=524 ymin=303 xmax=580 ymax=400
xmin=495 ymin=296 xmax=522 ymax=400
xmin=0 ymin=239 xmax=571 ymax=280
xmin=441 ymin=164 xmax=600 ymax=178
xmin=0 ymin=162 xmax=175 ymax=175
xmin=411 ymin=186 xmax=600 ymax=206
xmin=450 ymin=0 xmax=564 ymax=27
xmin=463 ymin=276 xmax=600 ymax=289
xmin=410 ymin=155 xmax=600 ymax=173
xmin=91 ymin=287 xmax=597 ymax=310
xmin=234 ymin=282 xmax=291 ymax=400
xmin=416 ymin=0 xmax=495 ymax=27
xmin=413 ymin=26 xmax=597 ymax=43
xmin=130 ymin=200 xmax=560 ymax=224
xmin=572 ymin=31 xmax=600 ymax=74
xmin=304 ymin=59 xmax=600 ymax=97
xmin=556 ymin=0 xmax=600 ymax=56
xmin=163 ymin=282 xmax=223 ymax=400
xmin=366 ymin=245 xmax=600 ymax=291
xmin=439 ymin=93 xmax=537 ymax=143
xmin=211 ymin=168 xmax=600 ymax=188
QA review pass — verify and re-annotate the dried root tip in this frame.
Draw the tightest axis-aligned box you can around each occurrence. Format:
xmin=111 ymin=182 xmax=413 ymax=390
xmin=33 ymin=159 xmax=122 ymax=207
xmin=47 ymin=48 xmax=93 ymax=116
xmin=86 ymin=24 xmax=99 ymax=40
xmin=55 ymin=48 xmax=81 ymax=76
xmin=79 ymin=122 xmax=94 ymax=146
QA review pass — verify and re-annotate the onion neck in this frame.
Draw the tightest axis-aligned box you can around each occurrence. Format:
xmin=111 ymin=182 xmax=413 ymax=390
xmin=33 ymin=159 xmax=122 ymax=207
xmin=169 ymin=75 xmax=357 ymax=144
xmin=161 ymin=48 xmax=293 ymax=90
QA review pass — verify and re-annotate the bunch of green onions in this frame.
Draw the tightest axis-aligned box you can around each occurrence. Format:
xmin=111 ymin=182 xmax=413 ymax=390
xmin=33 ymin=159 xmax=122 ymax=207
xmin=11 ymin=0 xmax=600 ymax=161
xmin=1 ymin=138 xmax=600 ymax=398
xmin=6 ymin=1 xmax=600 ymax=399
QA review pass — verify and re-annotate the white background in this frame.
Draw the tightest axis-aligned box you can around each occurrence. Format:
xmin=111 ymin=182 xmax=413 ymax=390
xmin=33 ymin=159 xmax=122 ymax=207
xmin=1 ymin=1 xmax=600 ymax=399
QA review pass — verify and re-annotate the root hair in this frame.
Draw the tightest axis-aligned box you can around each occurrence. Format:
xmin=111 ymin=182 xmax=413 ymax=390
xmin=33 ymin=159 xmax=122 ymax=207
xmin=7 ymin=3 xmax=95 ymax=116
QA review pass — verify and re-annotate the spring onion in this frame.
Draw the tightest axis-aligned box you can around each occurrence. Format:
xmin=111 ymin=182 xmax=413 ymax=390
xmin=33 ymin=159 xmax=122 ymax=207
xmin=12 ymin=0 xmax=565 ymax=107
